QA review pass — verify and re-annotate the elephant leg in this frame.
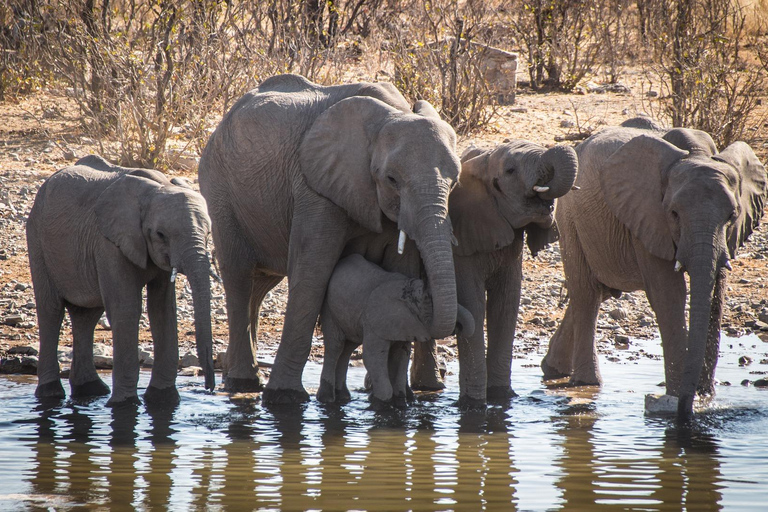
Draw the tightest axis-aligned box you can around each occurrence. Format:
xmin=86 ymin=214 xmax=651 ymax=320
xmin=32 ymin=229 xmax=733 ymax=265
xmin=409 ymin=340 xmax=444 ymax=391
xmin=334 ymin=340 xmax=357 ymax=403
xmin=68 ymin=305 xmax=110 ymax=397
xmin=638 ymin=251 xmax=687 ymax=397
xmin=145 ymin=277 xmax=180 ymax=405
xmin=263 ymin=196 xmax=349 ymax=404
xmin=101 ymin=272 xmax=143 ymax=406
xmin=390 ymin=341 xmax=411 ymax=408
xmin=317 ymin=316 xmax=343 ymax=403
xmin=542 ymin=305 xmax=576 ymax=379
xmin=699 ymin=269 xmax=726 ymax=397
xmin=566 ymin=284 xmax=603 ymax=387
xmin=33 ymin=289 xmax=66 ymax=399
xmin=363 ymin=336 xmax=394 ymax=406
xmin=456 ymin=280 xmax=488 ymax=408
xmin=485 ymin=256 xmax=521 ymax=403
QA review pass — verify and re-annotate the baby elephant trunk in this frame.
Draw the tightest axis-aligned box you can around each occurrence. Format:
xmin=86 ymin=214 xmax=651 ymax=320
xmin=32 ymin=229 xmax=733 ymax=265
xmin=534 ymin=145 xmax=579 ymax=200
xmin=455 ymin=304 xmax=475 ymax=338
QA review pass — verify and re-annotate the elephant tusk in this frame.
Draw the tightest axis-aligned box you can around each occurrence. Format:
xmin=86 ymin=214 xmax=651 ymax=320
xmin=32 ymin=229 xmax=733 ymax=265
xmin=571 ymin=185 xmax=581 ymax=191
xmin=451 ymin=234 xmax=459 ymax=246
xmin=170 ymin=267 xmax=178 ymax=283
xmin=533 ymin=185 xmax=550 ymax=193
xmin=210 ymin=269 xmax=223 ymax=283
xmin=398 ymin=230 xmax=407 ymax=255
xmin=724 ymin=260 xmax=733 ymax=271
xmin=674 ymin=261 xmax=683 ymax=272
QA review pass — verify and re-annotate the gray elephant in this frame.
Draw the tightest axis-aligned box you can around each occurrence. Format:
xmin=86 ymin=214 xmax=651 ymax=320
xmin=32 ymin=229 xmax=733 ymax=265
xmin=317 ymin=254 xmax=475 ymax=407
xmin=198 ymin=74 xmax=461 ymax=403
xmin=346 ymin=137 xmax=579 ymax=406
xmin=540 ymin=120 xmax=767 ymax=421
xmin=27 ymin=155 xmax=216 ymax=405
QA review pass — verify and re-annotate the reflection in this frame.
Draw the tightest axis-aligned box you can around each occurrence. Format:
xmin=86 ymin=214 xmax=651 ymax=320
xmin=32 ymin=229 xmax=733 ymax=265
xmin=219 ymin=397 xmax=263 ymax=509
xmin=105 ymin=403 xmax=141 ymax=509
xmin=143 ymin=402 xmax=178 ymax=510
xmin=25 ymin=403 xmax=61 ymax=499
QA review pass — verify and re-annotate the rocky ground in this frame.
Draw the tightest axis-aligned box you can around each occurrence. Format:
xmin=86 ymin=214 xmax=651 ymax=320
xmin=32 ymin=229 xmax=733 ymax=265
xmin=2 ymin=71 xmax=767 ymax=381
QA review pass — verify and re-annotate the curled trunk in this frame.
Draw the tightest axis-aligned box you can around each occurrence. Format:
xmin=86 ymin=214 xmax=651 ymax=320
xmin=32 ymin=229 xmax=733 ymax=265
xmin=456 ymin=304 xmax=475 ymax=337
xmin=536 ymin=145 xmax=579 ymax=200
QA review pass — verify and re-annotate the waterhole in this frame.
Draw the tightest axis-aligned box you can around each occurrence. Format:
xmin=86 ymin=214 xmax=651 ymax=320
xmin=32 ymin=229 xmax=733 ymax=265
xmin=1 ymin=335 xmax=767 ymax=511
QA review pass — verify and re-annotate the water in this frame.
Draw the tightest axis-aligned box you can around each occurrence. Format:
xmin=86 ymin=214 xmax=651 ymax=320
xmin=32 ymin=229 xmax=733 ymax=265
xmin=1 ymin=335 xmax=767 ymax=511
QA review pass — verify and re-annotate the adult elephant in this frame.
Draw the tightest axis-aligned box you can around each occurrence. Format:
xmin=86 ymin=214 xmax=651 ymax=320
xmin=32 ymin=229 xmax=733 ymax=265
xmin=198 ymin=75 xmax=461 ymax=403
xmin=347 ymin=136 xmax=579 ymax=405
xmin=541 ymin=121 xmax=767 ymax=422
xmin=27 ymin=155 xmax=215 ymax=405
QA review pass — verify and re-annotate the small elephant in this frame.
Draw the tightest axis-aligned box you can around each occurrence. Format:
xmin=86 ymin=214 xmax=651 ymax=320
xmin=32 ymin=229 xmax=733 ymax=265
xmin=27 ymin=155 xmax=216 ymax=405
xmin=317 ymin=254 xmax=475 ymax=407
xmin=199 ymin=74 xmax=461 ymax=403
xmin=541 ymin=120 xmax=767 ymax=421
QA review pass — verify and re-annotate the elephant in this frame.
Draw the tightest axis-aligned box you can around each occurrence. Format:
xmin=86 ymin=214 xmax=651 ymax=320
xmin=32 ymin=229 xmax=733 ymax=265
xmin=198 ymin=74 xmax=461 ymax=403
xmin=26 ymin=155 xmax=216 ymax=405
xmin=345 ymin=138 xmax=579 ymax=406
xmin=316 ymin=254 xmax=475 ymax=407
xmin=540 ymin=120 xmax=767 ymax=421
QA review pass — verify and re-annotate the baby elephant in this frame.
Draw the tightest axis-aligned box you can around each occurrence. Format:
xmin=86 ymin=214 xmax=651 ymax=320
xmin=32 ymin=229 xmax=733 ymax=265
xmin=317 ymin=254 xmax=474 ymax=407
xmin=27 ymin=155 xmax=215 ymax=405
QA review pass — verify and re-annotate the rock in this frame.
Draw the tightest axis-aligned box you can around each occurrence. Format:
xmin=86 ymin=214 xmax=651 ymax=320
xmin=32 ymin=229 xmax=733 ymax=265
xmin=139 ymin=349 xmax=153 ymax=367
xmin=739 ymin=355 xmax=753 ymax=366
xmin=8 ymin=345 xmax=38 ymax=356
xmin=13 ymin=283 xmax=29 ymax=291
xmin=179 ymin=366 xmax=202 ymax=377
xmin=644 ymin=394 xmax=678 ymax=415
xmin=93 ymin=355 xmax=113 ymax=369
xmin=754 ymin=378 xmax=768 ymax=387
xmin=753 ymin=320 xmax=768 ymax=331
xmin=759 ymin=311 xmax=768 ymax=324
xmin=741 ymin=379 xmax=752 ymax=387
xmin=179 ymin=351 xmax=199 ymax=368
xmin=215 ymin=351 xmax=227 ymax=371
xmin=0 ymin=356 xmax=37 ymax=375
xmin=614 ymin=334 xmax=630 ymax=345
xmin=2 ymin=314 xmax=26 ymax=326
xmin=520 ymin=297 xmax=532 ymax=305
xmin=559 ymin=119 xmax=575 ymax=128
xmin=93 ymin=343 xmax=113 ymax=357
xmin=98 ymin=315 xmax=111 ymax=330
xmin=609 ymin=307 xmax=628 ymax=321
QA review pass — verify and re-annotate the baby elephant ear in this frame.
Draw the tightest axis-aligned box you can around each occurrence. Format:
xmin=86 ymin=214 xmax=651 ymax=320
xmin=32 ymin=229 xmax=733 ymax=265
xmin=300 ymin=96 xmax=399 ymax=233
xmin=525 ymin=222 xmax=558 ymax=257
xmin=94 ymin=174 xmax=157 ymax=268
xmin=715 ymin=141 xmax=767 ymax=257
xmin=600 ymin=134 xmax=688 ymax=261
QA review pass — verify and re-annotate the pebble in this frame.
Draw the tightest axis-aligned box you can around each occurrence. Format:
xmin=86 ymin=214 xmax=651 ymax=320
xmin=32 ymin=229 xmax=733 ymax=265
xmin=179 ymin=351 xmax=199 ymax=368
xmin=739 ymin=356 xmax=753 ymax=366
xmin=609 ymin=307 xmax=628 ymax=321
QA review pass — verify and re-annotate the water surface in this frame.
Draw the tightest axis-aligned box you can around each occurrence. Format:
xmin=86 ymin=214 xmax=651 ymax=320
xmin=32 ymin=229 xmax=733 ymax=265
xmin=1 ymin=335 xmax=767 ymax=511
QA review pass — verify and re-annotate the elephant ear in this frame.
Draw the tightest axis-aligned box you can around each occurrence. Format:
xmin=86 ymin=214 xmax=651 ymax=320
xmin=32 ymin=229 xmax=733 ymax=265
xmin=450 ymin=156 xmax=516 ymax=256
xmin=95 ymin=174 xmax=158 ymax=269
xmin=299 ymin=96 xmax=400 ymax=233
xmin=600 ymin=134 xmax=688 ymax=261
xmin=714 ymin=141 xmax=768 ymax=257
xmin=525 ymin=222 xmax=558 ymax=257
xmin=412 ymin=99 xmax=441 ymax=119
xmin=662 ymin=127 xmax=717 ymax=155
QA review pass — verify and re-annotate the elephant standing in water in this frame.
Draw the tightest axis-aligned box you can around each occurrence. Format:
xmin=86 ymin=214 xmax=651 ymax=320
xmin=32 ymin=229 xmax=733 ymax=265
xmin=347 ymin=136 xmax=579 ymax=406
xmin=198 ymin=75 xmax=461 ymax=403
xmin=541 ymin=120 xmax=767 ymax=421
xmin=27 ymin=155 xmax=216 ymax=405
xmin=317 ymin=254 xmax=475 ymax=407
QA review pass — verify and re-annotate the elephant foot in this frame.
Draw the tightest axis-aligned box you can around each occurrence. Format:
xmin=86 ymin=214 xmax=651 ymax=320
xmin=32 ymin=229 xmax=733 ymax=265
xmin=676 ymin=394 xmax=696 ymax=425
xmin=316 ymin=380 xmax=336 ymax=403
xmin=406 ymin=385 xmax=414 ymax=402
xmin=35 ymin=380 xmax=66 ymax=400
xmin=71 ymin=378 xmax=111 ymax=398
xmin=225 ymin=376 xmax=264 ymax=393
xmin=392 ymin=393 xmax=408 ymax=409
xmin=107 ymin=394 xmax=141 ymax=407
xmin=262 ymin=387 xmax=310 ymax=405
xmin=567 ymin=376 xmax=601 ymax=387
xmin=335 ymin=386 xmax=352 ymax=403
xmin=541 ymin=357 xmax=570 ymax=380
xmin=144 ymin=385 xmax=181 ymax=405
xmin=487 ymin=386 xmax=518 ymax=404
xmin=410 ymin=374 xmax=445 ymax=392
xmin=368 ymin=395 xmax=394 ymax=411
xmin=457 ymin=395 xmax=487 ymax=412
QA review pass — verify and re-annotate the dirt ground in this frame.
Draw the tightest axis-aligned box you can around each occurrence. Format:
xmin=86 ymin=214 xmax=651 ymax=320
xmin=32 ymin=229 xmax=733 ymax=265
xmin=2 ymin=70 xmax=767 ymax=372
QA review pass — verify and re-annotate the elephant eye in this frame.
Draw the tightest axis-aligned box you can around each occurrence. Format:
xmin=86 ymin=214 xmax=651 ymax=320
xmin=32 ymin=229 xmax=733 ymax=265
xmin=670 ymin=211 xmax=679 ymax=221
xmin=505 ymin=167 xmax=515 ymax=174
xmin=156 ymin=230 xmax=167 ymax=241
xmin=387 ymin=175 xmax=399 ymax=189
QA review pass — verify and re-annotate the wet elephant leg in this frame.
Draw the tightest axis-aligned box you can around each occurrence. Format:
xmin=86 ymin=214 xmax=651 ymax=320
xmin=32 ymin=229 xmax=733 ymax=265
xmin=485 ymin=257 xmax=521 ymax=402
xmin=409 ymin=340 xmax=444 ymax=391
xmin=145 ymin=277 xmax=180 ymax=404
xmin=456 ymin=281 xmax=488 ymax=408
xmin=363 ymin=335 xmax=394 ymax=406
xmin=334 ymin=340 xmax=358 ymax=402
xmin=317 ymin=316 xmax=344 ymax=403
xmin=33 ymin=292 xmax=66 ymax=399
xmin=68 ymin=305 xmax=110 ymax=397
xmin=542 ymin=305 xmax=576 ymax=379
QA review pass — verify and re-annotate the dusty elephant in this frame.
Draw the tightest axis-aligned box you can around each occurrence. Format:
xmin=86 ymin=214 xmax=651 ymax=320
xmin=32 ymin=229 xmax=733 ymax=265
xmin=27 ymin=155 xmax=216 ymax=405
xmin=347 ymin=137 xmax=579 ymax=405
xmin=317 ymin=254 xmax=474 ymax=407
xmin=540 ymin=121 xmax=767 ymax=421
xmin=198 ymin=75 xmax=461 ymax=403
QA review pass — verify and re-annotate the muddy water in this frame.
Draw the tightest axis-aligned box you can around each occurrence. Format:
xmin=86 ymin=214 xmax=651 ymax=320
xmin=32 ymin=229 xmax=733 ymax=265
xmin=1 ymin=335 xmax=768 ymax=511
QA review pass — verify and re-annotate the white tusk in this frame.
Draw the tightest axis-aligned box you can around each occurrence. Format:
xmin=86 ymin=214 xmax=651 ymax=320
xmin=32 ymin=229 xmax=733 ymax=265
xmin=533 ymin=185 xmax=550 ymax=193
xmin=170 ymin=267 xmax=178 ymax=282
xmin=674 ymin=261 xmax=683 ymax=272
xmin=724 ymin=260 xmax=732 ymax=271
xmin=398 ymin=230 xmax=407 ymax=255
xmin=571 ymin=185 xmax=581 ymax=191
xmin=451 ymin=234 xmax=459 ymax=246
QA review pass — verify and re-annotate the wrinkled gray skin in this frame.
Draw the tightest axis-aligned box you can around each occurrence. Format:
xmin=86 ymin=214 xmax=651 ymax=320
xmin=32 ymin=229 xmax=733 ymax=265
xmin=317 ymin=254 xmax=475 ymax=407
xmin=541 ymin=118 xmax=767 ymax=422
xmin=198 ymin=75 xmax=460 ymax=403
xmin=27 ymin=155 xmax=216 ymax=405
xmin=348 ymin=136 xmax=579 ymax=406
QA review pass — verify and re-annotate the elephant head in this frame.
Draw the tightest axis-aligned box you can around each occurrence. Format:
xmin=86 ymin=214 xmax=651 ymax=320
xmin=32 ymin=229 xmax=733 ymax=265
xmin=93 ymin=166 xmax=216 ymax=390
xmin=450 ymin=141 xmax=579 ymax=256
xmin=299 ymin=97 xmax=460 ymax=339
xmin=600 ymin=134 xmax=767 ymax=421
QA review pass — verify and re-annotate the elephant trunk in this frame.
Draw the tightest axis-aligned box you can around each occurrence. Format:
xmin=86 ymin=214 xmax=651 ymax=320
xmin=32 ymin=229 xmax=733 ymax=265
xmin=676 ymin=243 xmax=720 ymax=423
xmin=535 ymin=145 xmax=579 ymax=200
xmin=456 ymin=304 xmax=475 ymax=338
xmin=184 ymin=251 xmax=216 ymax=391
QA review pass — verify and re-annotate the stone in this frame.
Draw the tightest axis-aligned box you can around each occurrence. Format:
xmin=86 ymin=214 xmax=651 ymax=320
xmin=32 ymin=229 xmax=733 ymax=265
xmin=179 ymin=366 xmax=202 ymax=377
xmin=614 ymin=334 xmax=630 ymax=345
xmin=8 ymin=345 xmax=38 ymax=356
xmin=754 ymin=378 xmax=768 ymax=387
xmin=739 ymin=355 xmax=753 ymax=366
xmin=609 ymin=308 xmax=628 ymax=321
xmin=93 ymin=355 xmax=113 ymax=369
xmin=644 ymin=394 xmax=678 ymax=414
xmin=98 ymin=315 xmax=111 ymax=330
xmin=139 ymin=349 xmax=153 ymax=367
xmin=0 ymin=356 xmax=37 ymax=375
xmin=2 ymin=314 xmax=25 ymax=326
xmin=179 ymin=351 xmax=199 ymax=368
xmin=93 ymin=343 xmax=113 ymax=357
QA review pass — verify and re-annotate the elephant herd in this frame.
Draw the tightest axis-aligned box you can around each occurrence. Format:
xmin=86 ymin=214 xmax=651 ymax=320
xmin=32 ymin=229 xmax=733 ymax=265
xmin=25 ymin=74 xmax=767 ymax=423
